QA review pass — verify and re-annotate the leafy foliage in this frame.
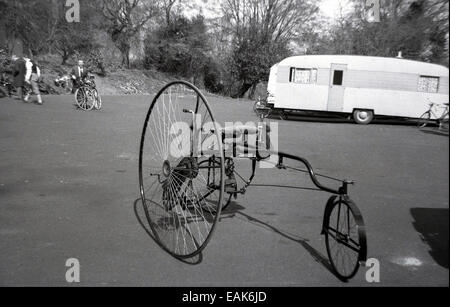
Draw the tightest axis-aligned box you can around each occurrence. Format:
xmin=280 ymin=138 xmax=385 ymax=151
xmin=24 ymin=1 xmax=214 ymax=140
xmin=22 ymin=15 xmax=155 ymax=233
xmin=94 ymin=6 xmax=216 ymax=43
xmin=0 ymin=48 xmax=11 ymax=73
xmin=306 ymin=0 xmax=449 ymax=66
xmin=221 ymin=0 xmax=319 ymax=98
xmin=100 ymin=0 xmax=159 ymax=68
xmin=0 ymin=0 xmax=448 ymax=97
xmin=144 ymin=14 xmax=217 ymax=88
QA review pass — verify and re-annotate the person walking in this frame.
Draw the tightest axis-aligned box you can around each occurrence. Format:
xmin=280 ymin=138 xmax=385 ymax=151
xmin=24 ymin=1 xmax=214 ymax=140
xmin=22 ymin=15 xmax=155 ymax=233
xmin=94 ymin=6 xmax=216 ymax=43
xmin=23 ymin=58 xmax=43 ymax=105
xmin=11 ymin=55 xmax=26 ymax=101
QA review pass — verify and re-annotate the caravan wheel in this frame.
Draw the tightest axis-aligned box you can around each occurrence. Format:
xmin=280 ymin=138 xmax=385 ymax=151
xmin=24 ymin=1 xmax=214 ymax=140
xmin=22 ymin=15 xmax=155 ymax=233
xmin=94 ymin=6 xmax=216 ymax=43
xmin=353 ymin=110 xmax=374 ymax=125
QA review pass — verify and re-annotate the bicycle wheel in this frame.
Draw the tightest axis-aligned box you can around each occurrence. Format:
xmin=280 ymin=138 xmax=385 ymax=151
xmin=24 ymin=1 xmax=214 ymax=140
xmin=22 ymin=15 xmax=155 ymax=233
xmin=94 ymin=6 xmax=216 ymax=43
xmin=92 ymin=88 xmax=102 ymax=110
xmin=439 ymin=118 xmax=449 ymax=131
xmin=323 ymin=196 xmax=367 ymax=280
xmin=438 ymin=110 xmax=449 ymax=131
xmin=139 ymin=81 xmax=225 ymax=258
xmin=75 ymin=87 xmax=95 ymax=111
xmin=74 ymin=88 xmax=84 ymax=107
xmin=254 ymin=103 xmax=271 ymax=118
xmin=417 ymin=112 xmax=431 ymax=128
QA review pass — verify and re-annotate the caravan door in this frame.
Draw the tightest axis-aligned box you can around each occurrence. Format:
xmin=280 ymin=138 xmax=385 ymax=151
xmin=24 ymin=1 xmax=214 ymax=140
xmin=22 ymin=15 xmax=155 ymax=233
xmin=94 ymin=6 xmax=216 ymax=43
xmin=327 ymin=64 xmax=347 ymax=112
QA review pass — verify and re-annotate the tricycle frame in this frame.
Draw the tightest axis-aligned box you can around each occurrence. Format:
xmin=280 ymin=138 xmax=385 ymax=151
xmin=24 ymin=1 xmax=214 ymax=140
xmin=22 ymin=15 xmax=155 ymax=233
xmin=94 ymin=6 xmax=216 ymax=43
xmin=139 ymin=80 xmax=367 ymax=281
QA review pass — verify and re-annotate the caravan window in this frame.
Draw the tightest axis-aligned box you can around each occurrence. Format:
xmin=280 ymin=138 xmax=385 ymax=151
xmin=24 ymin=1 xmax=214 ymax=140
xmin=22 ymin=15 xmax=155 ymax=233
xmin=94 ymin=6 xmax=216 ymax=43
xmin=418 ymin=76 xmax=439 ymax=93
xmin=332 ymin=70 xmax=344 ymax=86
xmin=290 ymin=68 xmax=317 ymax=84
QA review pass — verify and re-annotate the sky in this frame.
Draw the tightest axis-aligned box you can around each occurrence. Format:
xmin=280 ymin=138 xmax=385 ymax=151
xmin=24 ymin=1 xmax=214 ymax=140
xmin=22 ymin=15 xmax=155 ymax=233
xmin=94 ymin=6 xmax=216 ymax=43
xmin=320 ymin=0 xmax=351 ymax=19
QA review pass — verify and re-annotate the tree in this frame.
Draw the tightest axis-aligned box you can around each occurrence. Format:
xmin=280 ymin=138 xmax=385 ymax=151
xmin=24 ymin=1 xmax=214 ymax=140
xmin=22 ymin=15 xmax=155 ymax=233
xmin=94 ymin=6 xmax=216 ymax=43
xmin=144 ymin=14 xmax=212 ymax=85
xmin=222 ymin=0 xmax=319 ymax=98
xmin=310 ymin=0 xmax=449 ymax=67
xmin=161 ymin=0 xmax=177 ymax=26
xmin=101 ymin=0 xmax=159 ymax=68
xmin=0 ymin=0 xmax=52 ymax=56
xmin=54 ymin=22 xmax=97 ymax=65
xmin=0 ymin=0 xmax=101 ymax=63
xmin=423 ymin=0 xmax=449 ymax=65
xmin=50 ymin=0 xmax=99 ymax=65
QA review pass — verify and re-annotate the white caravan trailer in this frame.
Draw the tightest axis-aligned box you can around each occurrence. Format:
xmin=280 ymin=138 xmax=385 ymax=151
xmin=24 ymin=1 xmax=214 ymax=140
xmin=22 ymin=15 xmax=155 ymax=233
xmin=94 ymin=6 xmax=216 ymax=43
xmin=267 ymin=55 xmax=449 ymax=124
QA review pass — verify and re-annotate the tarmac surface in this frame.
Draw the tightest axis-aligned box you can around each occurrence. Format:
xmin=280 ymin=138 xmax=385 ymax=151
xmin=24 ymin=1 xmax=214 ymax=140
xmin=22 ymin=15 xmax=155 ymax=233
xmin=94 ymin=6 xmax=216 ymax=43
xmin=0 ymin=94 xmax=448 ymax=286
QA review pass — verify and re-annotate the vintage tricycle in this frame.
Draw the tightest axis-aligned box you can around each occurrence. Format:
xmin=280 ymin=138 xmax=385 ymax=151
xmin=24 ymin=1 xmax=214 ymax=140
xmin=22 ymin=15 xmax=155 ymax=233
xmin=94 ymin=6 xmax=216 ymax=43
xmin=139 ymin=81 xmax=367 ymax=281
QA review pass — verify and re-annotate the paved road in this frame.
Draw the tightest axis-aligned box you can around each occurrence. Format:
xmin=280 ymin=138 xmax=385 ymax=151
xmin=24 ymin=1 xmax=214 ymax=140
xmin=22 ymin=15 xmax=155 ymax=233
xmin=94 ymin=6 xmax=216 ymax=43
xmin=0 ymin=94 xmax=448 ymax=286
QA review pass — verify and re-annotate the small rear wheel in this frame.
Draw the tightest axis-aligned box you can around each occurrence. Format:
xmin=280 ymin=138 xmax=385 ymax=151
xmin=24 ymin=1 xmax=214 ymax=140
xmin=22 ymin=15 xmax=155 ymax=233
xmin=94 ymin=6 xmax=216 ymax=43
xmin=92 ymin=88 xmax=102 ymax=110
xmin=353 ymin=109 xmax=374 ymax=125
xmin=323 ymin=196 xmax=367 ymax=280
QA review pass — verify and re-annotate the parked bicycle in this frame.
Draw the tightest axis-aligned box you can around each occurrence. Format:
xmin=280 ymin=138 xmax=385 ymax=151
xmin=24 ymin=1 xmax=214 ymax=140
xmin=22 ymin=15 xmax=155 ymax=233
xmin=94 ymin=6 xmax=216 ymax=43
xmin=74 ymin=74 xmax=102 ymax=111
xmin=253 ymin=97 xmax=272 ymax=118
xmin=253 ymin=95 xmax=286 ymax=120
xmin=417 ymin=100 xmax=449 ymax=131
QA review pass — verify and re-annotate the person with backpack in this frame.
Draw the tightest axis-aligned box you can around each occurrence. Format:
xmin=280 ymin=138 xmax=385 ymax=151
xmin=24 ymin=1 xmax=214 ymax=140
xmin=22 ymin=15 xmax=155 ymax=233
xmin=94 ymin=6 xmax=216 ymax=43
xmin=23 ymin=57 xmax=43 ymax=105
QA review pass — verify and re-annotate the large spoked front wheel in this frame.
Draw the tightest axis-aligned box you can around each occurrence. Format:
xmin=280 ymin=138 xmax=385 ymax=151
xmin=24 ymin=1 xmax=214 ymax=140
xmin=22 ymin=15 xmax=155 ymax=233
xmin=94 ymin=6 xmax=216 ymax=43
xmin=139 ymin=81 xmax=225 ymax=259
xmin=323 ymin=196 xmax=367 ymax=280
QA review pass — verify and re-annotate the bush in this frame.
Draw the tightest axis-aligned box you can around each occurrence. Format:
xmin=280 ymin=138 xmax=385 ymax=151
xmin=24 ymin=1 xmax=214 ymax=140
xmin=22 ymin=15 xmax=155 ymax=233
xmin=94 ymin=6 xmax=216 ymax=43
xmin=203 ymin=59 xmax=223 ymax=94
xmin=85 ymin=49 xmax=107 ymax=77
xmin=0 ymin=48 xmax=12 ymax=74
xmin=74 ymin=49 xmax=107 ymax=77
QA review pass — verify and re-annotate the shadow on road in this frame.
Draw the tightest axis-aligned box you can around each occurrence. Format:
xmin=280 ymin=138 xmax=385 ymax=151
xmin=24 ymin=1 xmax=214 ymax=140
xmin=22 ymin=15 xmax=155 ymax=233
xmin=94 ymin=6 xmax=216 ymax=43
xmin=419 ymin=128 xmax=449 ymax=137
xmin=249 ymin=183 xmax=323 ymax=192
xmin=133 ymin=198 xmax=203 ymax=265
xmin=134 ymin=194 xmax=349 ymax=280
xmin=411 ymin=208 xmax=449 ymax=269
xmin=221 ymin=201 xmax=343 ymax=281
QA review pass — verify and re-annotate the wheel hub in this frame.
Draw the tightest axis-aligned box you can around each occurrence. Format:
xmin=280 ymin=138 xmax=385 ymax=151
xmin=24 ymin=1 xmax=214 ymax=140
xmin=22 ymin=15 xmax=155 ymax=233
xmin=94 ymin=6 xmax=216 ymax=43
xmin=173 ymin=157 xmax=199 ymax=180
xmin=162 ymin=160 xmax=171 ymax=177
xmin=358 ymin=111 xmax=368 ymax=120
